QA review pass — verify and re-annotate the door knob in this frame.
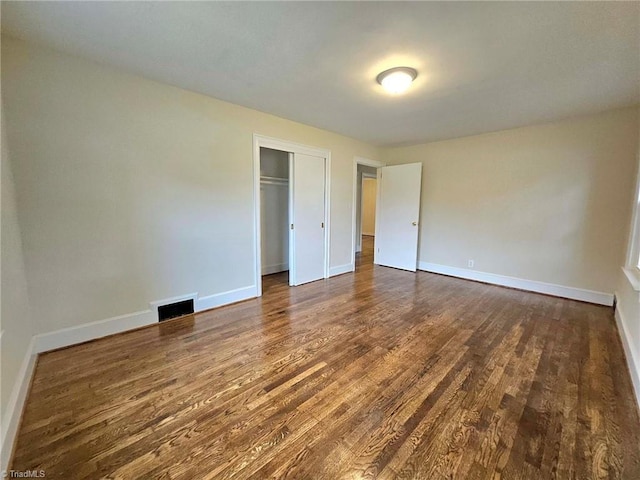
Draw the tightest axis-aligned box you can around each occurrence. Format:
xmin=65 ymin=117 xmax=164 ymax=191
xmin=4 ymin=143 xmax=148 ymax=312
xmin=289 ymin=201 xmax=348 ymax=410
xmin=412 ymin=221 xmax=417 ymax=226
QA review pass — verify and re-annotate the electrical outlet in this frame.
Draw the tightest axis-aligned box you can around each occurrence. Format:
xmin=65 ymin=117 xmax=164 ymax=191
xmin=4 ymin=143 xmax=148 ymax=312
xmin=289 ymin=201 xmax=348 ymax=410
xmin=468 ymin=259 xmax=474 ymax=268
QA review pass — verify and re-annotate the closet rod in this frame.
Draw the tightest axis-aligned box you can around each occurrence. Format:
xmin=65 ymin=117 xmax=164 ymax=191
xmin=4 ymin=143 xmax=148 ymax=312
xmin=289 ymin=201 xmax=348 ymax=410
xmin=260 ymin=175 xmax=289 ymax=186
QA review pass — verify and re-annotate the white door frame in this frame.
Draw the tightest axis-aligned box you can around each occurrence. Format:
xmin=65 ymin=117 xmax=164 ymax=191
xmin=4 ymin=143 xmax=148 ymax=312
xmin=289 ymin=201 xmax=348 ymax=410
xmin=351 ymin=156 xmax=386 ymax=266
xmin=253 ymin=134 xmax=332 ymax=296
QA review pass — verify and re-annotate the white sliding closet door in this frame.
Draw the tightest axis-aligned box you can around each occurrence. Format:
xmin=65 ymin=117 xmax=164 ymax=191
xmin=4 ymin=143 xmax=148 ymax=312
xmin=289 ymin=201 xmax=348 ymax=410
xmin=289 ymin=153 xmax=326 ymax=286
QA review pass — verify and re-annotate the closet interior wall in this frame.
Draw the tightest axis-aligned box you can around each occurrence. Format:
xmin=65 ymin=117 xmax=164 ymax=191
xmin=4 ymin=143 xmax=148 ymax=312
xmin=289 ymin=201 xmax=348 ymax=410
xmin=260 ymin=147 xmax=290 ymax=275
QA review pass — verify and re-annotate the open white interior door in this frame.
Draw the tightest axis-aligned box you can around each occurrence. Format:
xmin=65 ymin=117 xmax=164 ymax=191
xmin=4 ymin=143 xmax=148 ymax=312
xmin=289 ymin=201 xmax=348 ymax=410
xmin=374 ymin=163 xmax=422 ymax=272
xmin=289 ymin=153 xmax=326 ymax=286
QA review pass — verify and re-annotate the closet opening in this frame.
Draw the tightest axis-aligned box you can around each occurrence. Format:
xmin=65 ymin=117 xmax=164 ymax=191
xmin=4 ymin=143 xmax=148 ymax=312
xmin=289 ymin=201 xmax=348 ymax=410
xmin=254 ymin=134 xmax=331 ymax=297
xmin=260 ymin=147 xmax=291 ymax=291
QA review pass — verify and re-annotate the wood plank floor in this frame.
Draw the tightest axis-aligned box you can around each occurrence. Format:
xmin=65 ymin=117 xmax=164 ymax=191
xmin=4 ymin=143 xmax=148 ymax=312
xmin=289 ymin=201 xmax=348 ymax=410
xmin=11 ymin=236 xmax=640 ymax=479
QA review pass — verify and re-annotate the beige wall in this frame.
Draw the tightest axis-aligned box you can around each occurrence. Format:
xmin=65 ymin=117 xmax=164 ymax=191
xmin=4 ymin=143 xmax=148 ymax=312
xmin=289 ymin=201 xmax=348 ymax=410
xmin=1 ymin=106 xmax=34 ymax=435
xmin=362 ymin=177 xmax=377 ymax=236
xmin=1 ymin=36 xmax=380 ymax=334
xmin=384 ymin=107 xmax=639 ymax=294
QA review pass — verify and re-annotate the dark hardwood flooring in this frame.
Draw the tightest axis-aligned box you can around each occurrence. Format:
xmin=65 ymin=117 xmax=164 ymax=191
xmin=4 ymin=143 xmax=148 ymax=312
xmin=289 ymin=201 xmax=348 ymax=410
xmin=357 ymin=235 xmax=375 ymax=269
xmin=11 ymin=236 xmax=640 ymax=479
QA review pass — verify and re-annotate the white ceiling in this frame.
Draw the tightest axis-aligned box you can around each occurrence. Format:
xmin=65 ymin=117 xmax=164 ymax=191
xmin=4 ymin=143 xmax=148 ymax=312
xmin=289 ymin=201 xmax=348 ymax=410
xmin=2 ymin=1 xmax=639 ymax=147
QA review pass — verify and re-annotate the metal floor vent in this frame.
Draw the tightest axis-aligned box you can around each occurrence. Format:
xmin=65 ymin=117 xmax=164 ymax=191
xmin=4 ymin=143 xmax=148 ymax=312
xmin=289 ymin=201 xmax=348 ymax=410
xmin=158 ymin=299 xmax=194 ymax=322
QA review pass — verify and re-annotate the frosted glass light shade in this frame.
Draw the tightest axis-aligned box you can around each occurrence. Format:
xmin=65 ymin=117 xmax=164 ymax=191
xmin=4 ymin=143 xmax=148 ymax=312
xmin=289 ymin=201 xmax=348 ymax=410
xmin=376 ymin=67 xmax=418 ymax=95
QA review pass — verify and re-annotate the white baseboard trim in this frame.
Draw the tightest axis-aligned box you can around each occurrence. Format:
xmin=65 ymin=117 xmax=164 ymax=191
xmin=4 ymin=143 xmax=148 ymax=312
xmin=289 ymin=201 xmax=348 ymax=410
xmin=262 ymin=263 xmax=289 ymax=276
xmin=34 ymin=309 xmax=156 ymax=353
xmin=34 ymin=285 xmax=258 ymax=354
xmin=418 ymin=262 xmax=614 ymax=306
xmin=329 ymin=263 xmax=355 ymax=277
xmin=1 ymin=337 xmax=37 ymax=471
xmin=614 ymin=304 xmax=640 ymax=411
xmin=195 ymin=285 xmax=258 ymax=312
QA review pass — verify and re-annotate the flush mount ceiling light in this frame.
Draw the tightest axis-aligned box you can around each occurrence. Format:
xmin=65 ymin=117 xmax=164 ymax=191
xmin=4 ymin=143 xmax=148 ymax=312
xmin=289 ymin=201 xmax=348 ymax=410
xmin=376 ymin=67 xmax=418 ymax=95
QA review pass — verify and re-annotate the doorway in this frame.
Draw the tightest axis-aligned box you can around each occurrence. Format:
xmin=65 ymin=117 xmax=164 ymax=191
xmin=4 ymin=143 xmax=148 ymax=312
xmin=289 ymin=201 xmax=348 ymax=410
xmin=352 ymin=157 xmax=385 ymax=270
xmin=356 ymin=166 xmax=377 ymax=268
xmin=254 ymin=135 xmax=331 ymax=296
